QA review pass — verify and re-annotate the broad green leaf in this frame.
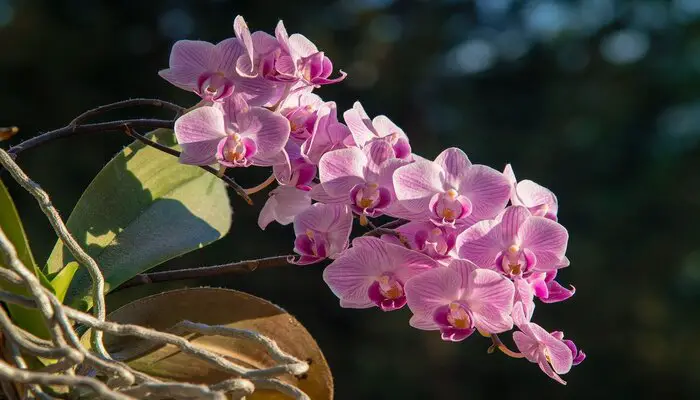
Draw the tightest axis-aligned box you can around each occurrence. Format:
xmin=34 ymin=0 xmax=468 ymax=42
xmin=82 ymin=288 xmax=333 ymax=399
xmin=46 ymin=129 xmax=232 ymax=310
xmin=0 ymin=179 xmax=53 ymax=338
xmin=48 ymin=261 xmax=79 ymax=303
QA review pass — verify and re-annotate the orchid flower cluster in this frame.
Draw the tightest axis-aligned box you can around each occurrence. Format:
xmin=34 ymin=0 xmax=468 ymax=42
xmin=160 ymin=15 xmax=585 ymax=385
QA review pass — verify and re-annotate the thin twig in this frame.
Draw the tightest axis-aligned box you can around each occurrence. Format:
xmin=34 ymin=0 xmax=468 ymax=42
xmin=119 ymin=382 xmax=225 ymax=400
xmin=0 ymin=286 xmax=311 ymax=398
xmin=173 ymin=321 xmax=308 ymax=376
xmin=0 ymin=227 xmax=70 ymax=352
xmin=0 ymin=360 xmax=134 ymax=400
xmin=6 ymin=119 xmax=174 ymax=156
xmin=69 ymin=99 xmax=185 ymax=127
xmin=0 ymin=149 xmax=110 ymax=359
xmin=47 ymin=296 xmax=138 ymax=388
xmin=119 ymin=255 xmax=293 ymax=289
xmin=124 ymin=126 xmax=254 ymax=205
xmin=377 ymin=219 xmax=409 ymax=230
xmin=208 ymin=377 xmax=254 ymax=395
xmin=63 ymin=309 xmax=282 ymax=378
xmin=0 ymin=306 xmax=80 ymax=361
xmin=0 ymin=288 xmax=309 ymax=381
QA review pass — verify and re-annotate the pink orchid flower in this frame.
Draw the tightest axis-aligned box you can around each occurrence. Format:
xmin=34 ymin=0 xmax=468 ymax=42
xmin=456 ymin=205 xmax=569 ymax=278
xmin=258 ymin=185 xmax=312 ymax=230
xmin=504 ymin=164 xmax=558 ymax=221
xmin=173 ymin=95 xmax=289 ymax=168
xmin=344 ymin=101 xmax=411 ymax=159
xmin=311 ymin=139 xmax=408 ymax=218
xmin=292 ymin=203 xmax=353 ymax=265
xmin=393 ymin=148 xmax=511 ymax=225
xmin=158 ymin=37 xmax=278 ymax=106
xmin=323 ymin=236 xmax=439 ymax=311
xmin=272 ymin=21 xmax=346 ymax=86
xmin=526 ymin=269 xmax=576 ymax=304
xmin=512 ymin=303 xmax=583 ymax=385
xmin=273 ymin=141 xmax=317 ymax=191
xmin=382 ymin=221 xmax=463 ymax=263
xmin=405 ymin=258 xmax=515 ymax=342
xmin=280 ymin=91 xmax=323 ymax=142
xmin=244 ymin=20 xmax=345 ymax=86
xmin=158 ymin=39 xmax=239 ymax=102
xmin=300 ymin=101 xmax=354 ymax=165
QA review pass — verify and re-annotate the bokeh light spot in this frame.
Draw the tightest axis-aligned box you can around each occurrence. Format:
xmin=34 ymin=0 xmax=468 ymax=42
xmin=600 ymin=29 xmax=649 ymax=65
xmin=0 ymin=0 xmax=14 ymax=28
xmin=159 ymin=8 xmax=194 ymax=39
xmin=449 ymin=39 xmax=496 ymax=74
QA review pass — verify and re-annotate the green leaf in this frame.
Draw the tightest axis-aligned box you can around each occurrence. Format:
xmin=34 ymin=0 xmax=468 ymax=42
xmin=48 ymin=261 xmax=79 ymax=303
xmin=0 ymin=179 xmax=53 ymax=338
xmin=46 ymin=129 xmax=232 ymax=310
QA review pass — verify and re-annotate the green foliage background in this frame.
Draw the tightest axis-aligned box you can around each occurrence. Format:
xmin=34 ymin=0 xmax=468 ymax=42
xmin=2 ymin=0 xmax=700 ymax=398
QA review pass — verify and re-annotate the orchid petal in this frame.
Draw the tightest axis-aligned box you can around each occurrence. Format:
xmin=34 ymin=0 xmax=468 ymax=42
xmin=519 ymin=217 xmax=568 ymax=270
xmin=458 ymin=165 xmax=511 ymax=220
xmin=233 ymin=16 xmax=254 ymax=66
xmin=465 ymin=268 xmax=514 ymax=333
xmin=434 ymin=148 xmax=472 ymax=188
xmin=404 ymin=264 xmax=462 ymax=321
xmin=393 ymin=160 xmax=444 ymax=214
xmin=258 ymin=185 xmax=311 ymax=229
xmin=289 ymin=33 xmax=319 ymax=58
xmin=455 ymin=218 xmax=502 ymax=268
xmin=318 ymin=147 xmax=367 ymax=197
xmin=174 ymin=107 xmax=226 ymax=145
xmin=214 ymin=38 xmax=245 ymax=76
xmin=241 ymin=107 xmax=290 ymax=163
xmin=344 ymin=102 xmax=376 ymax=147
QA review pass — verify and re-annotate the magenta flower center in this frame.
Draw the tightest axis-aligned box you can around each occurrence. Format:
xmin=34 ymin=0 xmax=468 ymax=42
xmin=446 ymin=302 xmax=471 ymax=329
xmin=430 ymin=189 xmax=472 ymax=224
xmin=305 ymin=229 xmax=326 ymax=257
xmin=294 ymin=229 xmax=328 ymax=259
xmin=499 ymin=244 xmax=534 ymax=277
xmin=367 ymin=273 xmax=407 ymax=311
xmin=285 ymin=105 xmax=317 ymax=141
xmin=217 ymin=133 xmax=257 ymax=167
xmin=415 ymin=227 xmax=454 ymax=259
xmin=356 ymin=183 xmax=380 ymax=209
xmin=433 ymin=302 xmax=475 ymax=341
xmin=196 ymin=71 xmax=234 ymax=101
xmin=378 ymin=274 xmax=403 ymax=299
xmin=384 ymin=132 xmax=411 ymax=159
xmin=349 ymin=182 xmax=391 ymax=217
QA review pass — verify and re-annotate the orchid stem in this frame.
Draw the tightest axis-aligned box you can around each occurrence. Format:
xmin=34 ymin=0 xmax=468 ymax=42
xmin=363 ymin=220 xmax=411 ymax=249
xmin=244 ymin=173 xmax=277 ymax=195
xmin=69 ymin=98 xmax=185 ymax=127
xmin=5 ymin=119 xmax=174 ymax=158
xmin=118 ymin=255 xmax=294 ymax=290
xmin=488 ymin=333 xmax=525 ymax=359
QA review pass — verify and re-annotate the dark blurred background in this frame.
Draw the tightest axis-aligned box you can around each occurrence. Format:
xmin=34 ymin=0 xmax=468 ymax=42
xmin=2 ymin=0 xmax=700 ymax=398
